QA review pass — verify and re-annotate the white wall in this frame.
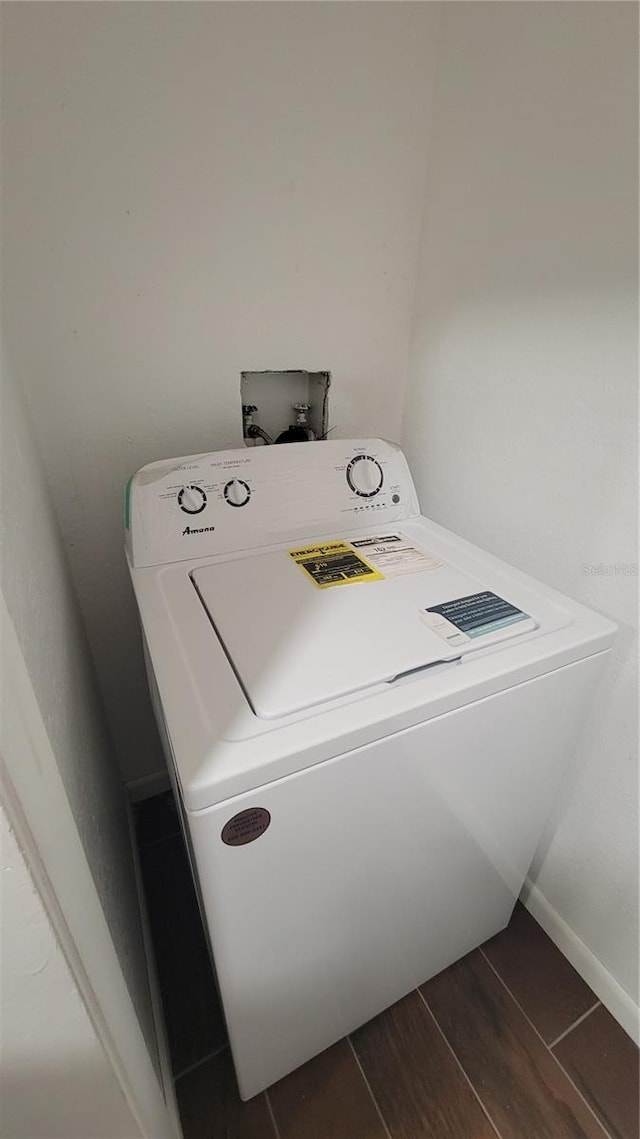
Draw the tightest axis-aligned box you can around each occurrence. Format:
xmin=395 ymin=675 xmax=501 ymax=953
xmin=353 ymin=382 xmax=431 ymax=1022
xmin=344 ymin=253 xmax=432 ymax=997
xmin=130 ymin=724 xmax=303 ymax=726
xmin=402 ymin=2 xmax=638 ymax=1014
xmin=0 ymin=804 xmax=142 ymax=1139
xmin=1 ymin=1 xmax=439 ymax=782
xmin=1 ymin=344 xmax=158 ymax=1073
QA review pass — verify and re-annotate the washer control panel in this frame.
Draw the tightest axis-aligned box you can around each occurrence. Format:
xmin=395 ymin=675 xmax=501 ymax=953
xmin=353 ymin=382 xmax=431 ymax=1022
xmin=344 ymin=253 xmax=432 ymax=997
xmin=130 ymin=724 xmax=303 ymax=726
xmin=126 ymin=439 xmax=420 ymax=567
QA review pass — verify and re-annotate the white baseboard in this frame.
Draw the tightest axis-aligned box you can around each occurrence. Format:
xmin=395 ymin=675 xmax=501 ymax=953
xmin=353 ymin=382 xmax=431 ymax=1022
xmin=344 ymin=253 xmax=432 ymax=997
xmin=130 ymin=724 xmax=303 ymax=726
xmin=522 ymin=878 xmax=639 ymax=1046
xmin=127 ymin=770 xmax=171 ymax=803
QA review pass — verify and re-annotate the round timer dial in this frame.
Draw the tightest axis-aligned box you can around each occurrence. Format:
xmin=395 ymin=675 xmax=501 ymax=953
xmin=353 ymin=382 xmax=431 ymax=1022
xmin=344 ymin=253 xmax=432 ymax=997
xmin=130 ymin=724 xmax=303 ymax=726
xmin=224 ymin=479 xmax=251 ymax=507
xmin=346 ymin=455 xmax=384 ymax=498
xmin=178 ymin=485 xmax=207 ymax=514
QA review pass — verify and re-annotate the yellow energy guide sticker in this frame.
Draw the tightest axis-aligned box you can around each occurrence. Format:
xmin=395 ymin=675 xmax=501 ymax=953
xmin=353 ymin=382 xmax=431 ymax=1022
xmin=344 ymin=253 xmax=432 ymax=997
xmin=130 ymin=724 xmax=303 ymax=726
xmin=289 ymin=541 xmax=385 ymax=589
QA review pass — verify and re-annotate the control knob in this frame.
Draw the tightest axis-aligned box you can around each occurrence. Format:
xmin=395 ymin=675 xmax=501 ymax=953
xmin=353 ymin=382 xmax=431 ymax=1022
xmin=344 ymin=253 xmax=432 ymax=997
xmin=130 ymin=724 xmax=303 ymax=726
xmin=224 ymin=478 xmax=251 ymax=507
xmin=178 ymin=485 xmax=207 ymax=514
xmin=346 ymin=455 xmax=384 ymax=497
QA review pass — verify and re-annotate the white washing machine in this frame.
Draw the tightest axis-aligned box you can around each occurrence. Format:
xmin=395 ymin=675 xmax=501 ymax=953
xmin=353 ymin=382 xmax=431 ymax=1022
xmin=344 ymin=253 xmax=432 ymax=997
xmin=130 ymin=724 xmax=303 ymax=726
xmin=126 ymin=439 xmax=615 ymax=1100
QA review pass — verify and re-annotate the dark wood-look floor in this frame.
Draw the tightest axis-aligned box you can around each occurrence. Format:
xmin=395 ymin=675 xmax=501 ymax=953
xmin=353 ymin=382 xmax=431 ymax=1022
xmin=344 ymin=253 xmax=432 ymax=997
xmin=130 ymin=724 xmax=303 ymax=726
xmin=135 ymin=792 xmax=639 ymax=1139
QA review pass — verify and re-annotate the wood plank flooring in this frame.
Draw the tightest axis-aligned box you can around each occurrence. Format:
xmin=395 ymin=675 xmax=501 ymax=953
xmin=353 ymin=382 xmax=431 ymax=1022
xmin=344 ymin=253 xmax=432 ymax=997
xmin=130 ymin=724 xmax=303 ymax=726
xmin=350 ymin=990 xmax=496 ymax=1139
xmin=268 ymin=1037 xmax=388 ymax=1139
xmin=421 ymin=951 xmax=607 ymax=1139
xmin=176 ymin=1048 xmax=274 ymax=1139
xmin=482 ymin=901 xmax=598 ymax=1044
xmin=554 ymin=1005 xmax=640 ymax=1139
xmin=135 ymin=792 xmax=639 ymax=1139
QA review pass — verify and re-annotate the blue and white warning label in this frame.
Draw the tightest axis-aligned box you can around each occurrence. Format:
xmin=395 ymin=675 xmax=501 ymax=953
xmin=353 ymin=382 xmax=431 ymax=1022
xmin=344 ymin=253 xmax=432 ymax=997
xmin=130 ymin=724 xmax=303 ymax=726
xmin=423 ymin=591 xmax=535 ymax=648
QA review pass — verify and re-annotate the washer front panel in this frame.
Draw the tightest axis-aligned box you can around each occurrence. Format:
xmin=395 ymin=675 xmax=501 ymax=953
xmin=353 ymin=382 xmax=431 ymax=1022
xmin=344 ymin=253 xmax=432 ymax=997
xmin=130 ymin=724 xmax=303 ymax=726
xmin=188 ymin=653 xmax=605 ymax=1099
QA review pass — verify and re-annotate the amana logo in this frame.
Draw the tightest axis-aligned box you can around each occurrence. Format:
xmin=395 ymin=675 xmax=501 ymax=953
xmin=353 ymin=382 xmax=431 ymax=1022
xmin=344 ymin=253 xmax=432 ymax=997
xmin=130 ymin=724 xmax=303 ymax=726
xmin=182 ymin=524 xmax=216 ymax=536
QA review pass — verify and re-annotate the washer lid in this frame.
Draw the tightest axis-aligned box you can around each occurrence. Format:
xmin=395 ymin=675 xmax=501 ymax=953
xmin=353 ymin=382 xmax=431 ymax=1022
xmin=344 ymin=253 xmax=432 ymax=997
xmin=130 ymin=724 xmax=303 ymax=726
xmin=191 ymin=537 xmax=537 ymax=719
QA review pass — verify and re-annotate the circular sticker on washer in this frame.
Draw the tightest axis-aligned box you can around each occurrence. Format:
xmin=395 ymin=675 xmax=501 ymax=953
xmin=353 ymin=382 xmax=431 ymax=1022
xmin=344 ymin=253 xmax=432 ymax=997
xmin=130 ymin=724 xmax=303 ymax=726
xmin=221 ymin=808 xmax=271 ymax=846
